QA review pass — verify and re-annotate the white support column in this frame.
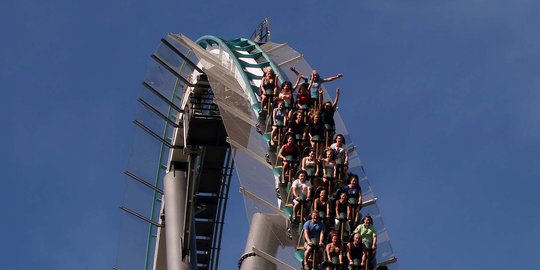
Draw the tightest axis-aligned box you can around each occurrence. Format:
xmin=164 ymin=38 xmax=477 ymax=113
xmin=163 ymin=162 xmax=190 ymax=270
xmin=240 ymin=213 xmax=288 ymax=270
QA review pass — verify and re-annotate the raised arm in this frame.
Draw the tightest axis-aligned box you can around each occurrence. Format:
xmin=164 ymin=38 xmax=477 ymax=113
xmin=308 ymin=75 xmax=315 ymax=92
xmin=322 ymin=73 xmax=344 ymax=83
xmin=292 ymin=75 xmax=302 ymax=91
xmin=332 ymin=88 xmax=340 ymax=108
xmin=273 ymin=74 xmax=280 ymax=96
xmin=290 ymin=66 xmax=306 ymax=80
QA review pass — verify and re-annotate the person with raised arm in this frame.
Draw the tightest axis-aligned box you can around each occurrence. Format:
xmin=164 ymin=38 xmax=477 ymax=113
xmin=296 ymin=80 xmax=311 ymax=111
xmin=278 ymin=80 xmax=295 ymax=116
xmin=321 ymin=88 xmax=340 ymax=145
xmin=290 ymin=67 xmax=343 ymax=110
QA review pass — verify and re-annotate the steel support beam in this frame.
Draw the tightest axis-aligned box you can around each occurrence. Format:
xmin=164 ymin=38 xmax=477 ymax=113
xmin=164 ymin=162 xmax=191 ymax=270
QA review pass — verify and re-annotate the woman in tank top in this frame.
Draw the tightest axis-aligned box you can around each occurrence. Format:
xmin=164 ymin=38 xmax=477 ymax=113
xmin=301 ymin=149 xmax=320 ymax=184
xmin=259 ymin=66 xmax=279 ymax=111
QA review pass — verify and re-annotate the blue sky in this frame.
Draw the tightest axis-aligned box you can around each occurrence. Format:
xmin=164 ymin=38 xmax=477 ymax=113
xmin=1 ymin=0 xmax=539 ymax=269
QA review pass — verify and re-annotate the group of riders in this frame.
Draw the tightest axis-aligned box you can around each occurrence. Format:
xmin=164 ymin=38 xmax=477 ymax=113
xmin=258 ymin=67 xmax=385 ymax=270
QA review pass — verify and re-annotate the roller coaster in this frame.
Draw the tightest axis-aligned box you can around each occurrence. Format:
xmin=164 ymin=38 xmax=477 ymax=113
xmin=115 ymin=19 xmax=398 ymax=270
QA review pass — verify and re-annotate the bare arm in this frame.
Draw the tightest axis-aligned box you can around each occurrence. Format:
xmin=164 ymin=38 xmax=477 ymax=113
xmin=273 ymin=74 xmax=280 ymax=96
xmin=358 ymin=190 xmax=363 ymax=211
xmin=308 ymin=75 xmax=315 ymax=91
xmin=290 ymin=67 xmax=306 ymax=80
xmin=304 ymin=227 xmax=311 ymax=243
xmin=325 ymin=244 xmax=331 ymax=261
xmin=347 ymin=201 xmax=351 ymax=220
xmin=322 ymin=159 xmax=328 ymax=177
xmin=259 ymin=77 xmax=265 ymax=97
xmin=335 ymin=199 xmax=340 ymax=216
xmin=278 ymin=147 xmax=285 ymax=160
xmin=293 ymin=75 xmax=302 ymax=90
xmin=322 ymin=73 xmax=343 ymax=83
xmin=333 ymin=88 xmax=340 ymax=108
xmin=292 ymin=183 xmax=299 ymax=198
xmin=326 ymin=199 xmax=331 ymax=217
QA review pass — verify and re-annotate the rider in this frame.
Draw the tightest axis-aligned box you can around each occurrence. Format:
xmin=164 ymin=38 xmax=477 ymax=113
xmin=334 ymin=192 xmax=350 ymax=240
xmin=277 ymin=134 xmax=301 ymax=181
xmin=330 ymin=134 xmax=349 ymax=183
xmin=320 ymin=147 xmax=337 ymax=194
xmin=271 ymin=100 xmax=287 ymax=146
xmin=288 ymin=111 xmax=307 ymax=147
xmin=346 ymin=233 xmax=363 ymax=269
xmin=301 ymin=149 xmax=320 ymax=185
xmin=313 ymin=188 xmax=330 ymax=229
xmin=344 ymin=174 xmax=363 ymax=227
xmin=352 ymin=215 xmax=377 ymax=268
xmin=325 ymin=232 xmax=343 ymax=268
xmin=303 ymin=211 xmax=326 ymax=268
xmin=278 ymin=80 xmax=295 ymax=116
xmin=292 ymin=170 xmax=312 ymax=222
xmin=307 ymin=113 xmax=325 ymax=157
xmin=320 ymin=88 xmax=340 ymax=146
xmin=290 ymin=67 xmax=343 ymax=110
xmin=259 ymin=66 xmax=279 ymax=112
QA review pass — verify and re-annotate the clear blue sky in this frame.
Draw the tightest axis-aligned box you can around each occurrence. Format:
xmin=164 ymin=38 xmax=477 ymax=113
xmin=1 ymin=1 xmax=539 ymax=269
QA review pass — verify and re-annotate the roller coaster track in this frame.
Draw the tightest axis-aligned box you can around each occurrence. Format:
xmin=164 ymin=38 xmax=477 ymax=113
xmin=115 ymin=32 xmax=398 ymax=270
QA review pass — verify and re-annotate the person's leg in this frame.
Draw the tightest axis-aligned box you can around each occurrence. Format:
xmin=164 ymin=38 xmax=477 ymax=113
xmin=293 ymin=201 xmax=299 ymax=221
xmin=361 ymin=250 xmax=367 ymax=268
xmin=304 ymin=245 xmax=313 ymax=266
